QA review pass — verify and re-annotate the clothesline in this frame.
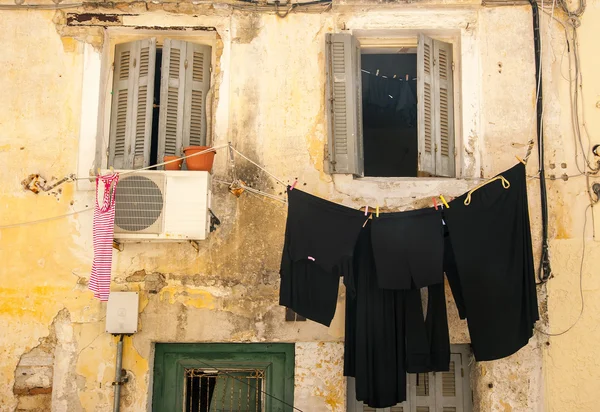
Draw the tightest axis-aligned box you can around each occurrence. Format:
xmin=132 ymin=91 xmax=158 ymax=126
xmin=0 ymin=144 xmax=287 ymax=229
xmin=2 ymin=140 xmax=534 ymax=229
xmin=361 ymin=69 xmax=417 ymax=81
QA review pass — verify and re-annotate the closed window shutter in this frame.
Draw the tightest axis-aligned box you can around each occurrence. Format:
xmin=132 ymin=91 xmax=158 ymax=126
xmin=411 ymin=372 xmax=436 ymax=412
xmin=417 ymin=34 xmax=436 ymax=176
xmin=325 ymin=33 xmax=364 ymax=176
xmin=109 ymin=39 xmax=157 ymax=169
xmin=434 ymin=354 xmax=464 ymax=412
xmin=157 ymin=39 xmax=186 ymax=163
xmin=433 ymin=39 xmax=455 ymax=177
xmin=183 ymin=43 xmax=212 ymax=148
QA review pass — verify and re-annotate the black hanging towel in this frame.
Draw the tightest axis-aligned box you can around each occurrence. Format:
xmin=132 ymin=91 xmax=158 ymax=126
xmin=279 ymin=187 xmax=365 ymax=326
xmin=444 ymin=163 xmax=539 ymax=361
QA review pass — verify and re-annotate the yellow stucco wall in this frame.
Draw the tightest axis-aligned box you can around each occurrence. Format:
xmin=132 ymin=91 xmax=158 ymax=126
xmin=0 ymin=1 xmax=598 ymax=411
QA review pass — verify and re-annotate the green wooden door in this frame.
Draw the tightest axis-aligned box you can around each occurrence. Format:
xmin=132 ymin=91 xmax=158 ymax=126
xmin=152 ymin=343 xmax=295 ymax=412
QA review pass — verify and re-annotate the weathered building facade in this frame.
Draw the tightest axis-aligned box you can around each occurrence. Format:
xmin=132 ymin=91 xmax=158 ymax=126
xmin=1 ymin=0 xmax=598 ymax=410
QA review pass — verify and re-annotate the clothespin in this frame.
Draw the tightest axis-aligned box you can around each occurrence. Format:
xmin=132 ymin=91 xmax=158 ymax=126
xmin=393 ymin=74 xmax=397 ymax=79
xmin=362 ymin=214 xmax=373 ymax=228
xmin=364 ymin=205 xmax=369 ymax=216
xmin=406 ymin=74 xmax=409 ymax=81
xmin=376 ymin=69 xmax=380 ymax=76
xmin=438 ymin=200 xmax=447 ymax=226
xmin=308 ymin=256 xmax=316 ymax=262
xmin=290 ymin=180 xmax=298 ymax=190
xmin=440 ymin=195 xmax=450 ymax=209
xmin=376 ymin=205 xmax=380 ymax=218
xmin=109 ymin=166 xmax=115 ymax=174
xmin=515 ymin=155 xmax=526 ymax=165
xmin=432 ymin=197 xmax=438 ymax=210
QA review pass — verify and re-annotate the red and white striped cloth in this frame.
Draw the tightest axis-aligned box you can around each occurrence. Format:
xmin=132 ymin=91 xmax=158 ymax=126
xmin=89 ymin=172 xmax=119 ymax=301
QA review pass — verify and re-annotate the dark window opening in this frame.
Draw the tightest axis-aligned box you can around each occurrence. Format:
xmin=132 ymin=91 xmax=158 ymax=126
xmin=361 ymin=54 xmax=418 ymax=177
xmin=149 ymin=47 xmax=163 ymax=168
xmin=285 ymin=308 xmax=306 ymax=322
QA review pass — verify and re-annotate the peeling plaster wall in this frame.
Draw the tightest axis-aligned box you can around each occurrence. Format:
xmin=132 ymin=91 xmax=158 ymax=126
xmin=1 ymin=1 xmax=597 ymax=411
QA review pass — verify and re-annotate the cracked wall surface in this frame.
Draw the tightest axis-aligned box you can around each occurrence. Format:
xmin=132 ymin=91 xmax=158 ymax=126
xmin=1 ymin=1 xmax=598 ymax=411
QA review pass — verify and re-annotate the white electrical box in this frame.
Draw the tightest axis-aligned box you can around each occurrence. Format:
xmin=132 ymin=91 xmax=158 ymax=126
xmin=106 ymin=292 xmax=139 ymax=334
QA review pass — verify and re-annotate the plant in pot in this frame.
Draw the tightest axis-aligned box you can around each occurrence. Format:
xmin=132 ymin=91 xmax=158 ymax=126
xmin=183 ymin=146 xmax=216 ymax=172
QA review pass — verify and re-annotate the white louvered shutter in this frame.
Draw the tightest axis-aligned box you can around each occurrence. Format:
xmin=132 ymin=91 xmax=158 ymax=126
xmin=433 ymin=39 xmax=455 ymax=177
xmin=417 ymin=34 xmax=435 ymax=176
xmin=109 ymin=39 xmax=156 ymax=169
xmin=183 ymin=43 xmax=211 ymax=148
xmin=325 ymin=33 xmax=364 ymax=176
xmin=157 ymin=39 xmax=186 ymax=163
xmin=158 ymin=40 xmax=212 ymax=167
xmin=434 ymin=354 xmax=464 ymax=412
xmin=410 ymin=372 xmax=436 ymax=412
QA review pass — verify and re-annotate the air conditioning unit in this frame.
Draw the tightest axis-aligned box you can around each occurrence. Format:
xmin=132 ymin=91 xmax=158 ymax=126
xmin=111 ymin=170 xmax=211 ymax=241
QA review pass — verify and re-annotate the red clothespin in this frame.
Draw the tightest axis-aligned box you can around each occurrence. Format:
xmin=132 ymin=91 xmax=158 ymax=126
xmin=432 ymin=197 xmax=438 ymax=210
xmin=290 ymin=180 xmax=298 ymax=190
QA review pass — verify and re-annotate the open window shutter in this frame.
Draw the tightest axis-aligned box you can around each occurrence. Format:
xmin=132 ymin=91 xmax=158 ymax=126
xmin=157 ymin=39 xmax=187 ymax=165
xmin=109 ymin=39 xmax=156 ymax=169
xmin=417 ymin=34 xmax=436 ymax=176
xmin=183 ymin=43 xmax=212 ymax=148
xmin=433 ymin=39 xmax=455 ymax=177
xmin=325 ymin=33 xmax=364 ymax=176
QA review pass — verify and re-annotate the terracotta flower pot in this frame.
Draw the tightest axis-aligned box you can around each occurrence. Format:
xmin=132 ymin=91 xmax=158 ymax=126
xmin=163 ymin=156 xmax=183 ymax=170
xmin=183 ymin=146 xmax=216 ymax=172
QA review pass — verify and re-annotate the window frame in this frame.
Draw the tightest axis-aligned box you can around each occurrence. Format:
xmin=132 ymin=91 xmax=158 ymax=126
xmin=325 ymin=29 xmax=466 ymax=181
xmin=95 ymin=29 xmax=218 ymax=172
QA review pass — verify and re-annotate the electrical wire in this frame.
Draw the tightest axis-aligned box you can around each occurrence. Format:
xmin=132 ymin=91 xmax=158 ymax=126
xmin=0 ymin=208 xmax=92 ymax=229
xmin=0 ymin=2 xmax=83 ymax=10
xmin=535 ymin=204 xmax=590 ymax=336
xmin=185 ymin=358 xmax=304 ymax=412
xmin=529 ymin=0 xmax=553 ymax=283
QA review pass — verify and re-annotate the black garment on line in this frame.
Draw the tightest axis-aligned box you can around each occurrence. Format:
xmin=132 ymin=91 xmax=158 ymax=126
xmin=279 ymin=187 xmax=365 ymax=326
xmin=444 ymin=163 xmax=539 ymax=361
xmin=371 ymin=207 xmax=445 ymax=289
xmin=345 ymin=224 xmax=450 ymax=408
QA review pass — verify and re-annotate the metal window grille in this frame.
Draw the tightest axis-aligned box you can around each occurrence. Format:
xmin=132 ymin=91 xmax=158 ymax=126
xmin=184 ymin=368 xmax=265 ymax=412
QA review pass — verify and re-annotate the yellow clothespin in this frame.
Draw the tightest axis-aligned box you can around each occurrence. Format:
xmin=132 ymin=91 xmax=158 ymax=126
xmin=393 ymin=74 xmax=397 ymax=79
xmin=376 ymin=205 xmax=380 ymax=218
xmin=97 ymin=168 xmax=101 ymax=176
xmin=515 ymin=155 xmax=526 ymax=165
xmin=439 ymin=195 xmax=450 ymax=209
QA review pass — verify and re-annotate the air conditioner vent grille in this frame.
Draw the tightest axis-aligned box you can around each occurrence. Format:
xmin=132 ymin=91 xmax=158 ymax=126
xmin=114 ymin=175 xmax=164 ymax=233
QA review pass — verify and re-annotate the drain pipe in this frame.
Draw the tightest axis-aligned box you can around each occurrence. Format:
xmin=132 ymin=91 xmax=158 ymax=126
xmin=113 ymin=334 xmax=125 ymax=412
xmin=529 ymin=0 xmax=552 ymax=282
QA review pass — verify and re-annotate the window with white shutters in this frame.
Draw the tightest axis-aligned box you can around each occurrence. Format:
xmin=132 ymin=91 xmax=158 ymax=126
xmin=107 ymin=38 xmax=212 ymax=170
xmin=347 ymin=346 xmax=472 ymax=412
xmin=325 ymin=33 xmax=455 ymax=178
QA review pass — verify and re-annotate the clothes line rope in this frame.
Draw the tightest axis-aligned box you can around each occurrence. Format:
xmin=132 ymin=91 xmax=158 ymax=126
xmin=1 ymin=144 xmax=288 ymax=229
xmin=213 ymin=179 xmax=287 ymax=204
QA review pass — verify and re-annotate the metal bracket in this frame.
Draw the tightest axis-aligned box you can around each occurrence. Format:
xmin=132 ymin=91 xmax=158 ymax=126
xmin=189 ymin=240 xmax=200 ymax=252
xmin=112 ymin=240 xmax=124 ymax=252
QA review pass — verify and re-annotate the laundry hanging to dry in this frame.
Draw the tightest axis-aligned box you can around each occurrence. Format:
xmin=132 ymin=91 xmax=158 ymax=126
xmin=278 ymin=163 xmax=539 ymax=408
